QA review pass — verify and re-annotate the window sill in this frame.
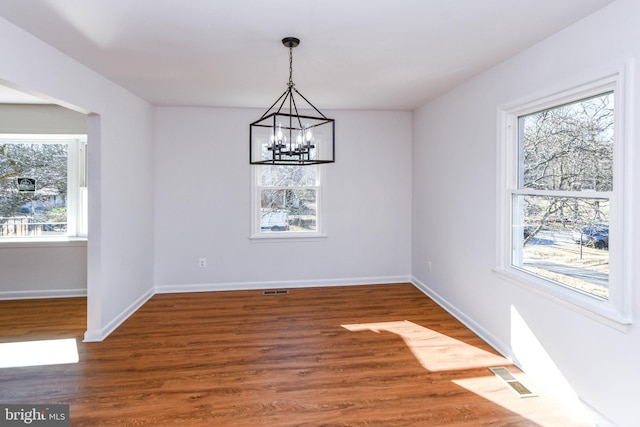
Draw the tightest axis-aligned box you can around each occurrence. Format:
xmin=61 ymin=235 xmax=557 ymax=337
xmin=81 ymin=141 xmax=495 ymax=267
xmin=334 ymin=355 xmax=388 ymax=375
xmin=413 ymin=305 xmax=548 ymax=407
xmin=0 ymin=237 xmax=87 ymax=249
xmin=493 ymin=266 xmax=631 ymax=333
xmin=250 ymin=232 xmax=327 ymax=243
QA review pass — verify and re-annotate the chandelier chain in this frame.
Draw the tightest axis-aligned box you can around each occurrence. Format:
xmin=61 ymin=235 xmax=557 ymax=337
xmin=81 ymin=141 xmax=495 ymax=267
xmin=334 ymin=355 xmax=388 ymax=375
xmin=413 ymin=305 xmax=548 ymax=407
xmin=288 ymin=47 xmax=294 ymax=89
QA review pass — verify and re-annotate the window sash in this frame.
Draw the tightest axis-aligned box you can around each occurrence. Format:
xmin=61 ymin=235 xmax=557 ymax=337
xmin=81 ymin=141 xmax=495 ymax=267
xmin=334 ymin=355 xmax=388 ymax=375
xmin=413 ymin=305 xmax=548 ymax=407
xmin=251 ymin=165 xmax=324 ymax=239
xmin=510 ymin=193 xmax=610 ymax=299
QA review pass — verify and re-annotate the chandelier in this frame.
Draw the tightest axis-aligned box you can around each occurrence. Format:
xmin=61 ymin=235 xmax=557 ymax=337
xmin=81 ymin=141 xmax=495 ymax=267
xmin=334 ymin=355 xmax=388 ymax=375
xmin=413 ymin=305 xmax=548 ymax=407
xmin=250 ymin=37 xmax=335 ymax=165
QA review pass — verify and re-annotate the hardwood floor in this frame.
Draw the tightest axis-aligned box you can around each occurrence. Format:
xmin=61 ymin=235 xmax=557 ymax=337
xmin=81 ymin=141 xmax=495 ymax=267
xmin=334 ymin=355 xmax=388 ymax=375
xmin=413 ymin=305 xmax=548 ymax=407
xmin=0 ymin=284 xmax=590 ymax=426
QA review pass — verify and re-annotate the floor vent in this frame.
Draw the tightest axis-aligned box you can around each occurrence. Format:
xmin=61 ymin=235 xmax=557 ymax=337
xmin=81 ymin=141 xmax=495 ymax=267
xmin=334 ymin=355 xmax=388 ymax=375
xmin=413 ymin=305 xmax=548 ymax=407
xmin=262 ymin=289 xmax=289 ymax=296
xmin=489 ymin=367 xmax=537 ymax=398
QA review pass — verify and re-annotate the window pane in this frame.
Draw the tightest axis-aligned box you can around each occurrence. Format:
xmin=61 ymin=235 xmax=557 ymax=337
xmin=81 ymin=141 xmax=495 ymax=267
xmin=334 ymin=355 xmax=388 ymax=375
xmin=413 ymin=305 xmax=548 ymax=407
xmin=512 ymin=195 xmax=609 ymax=299
xmin=0 ymin=143 xmax=68 ymax=237
xmin=260 ymin=189 xmax=316 ymax=232
xmin=260 ymin=164 xmax=317 ymax=187
xmin=519 ymin=92 xmax=614 ymax=191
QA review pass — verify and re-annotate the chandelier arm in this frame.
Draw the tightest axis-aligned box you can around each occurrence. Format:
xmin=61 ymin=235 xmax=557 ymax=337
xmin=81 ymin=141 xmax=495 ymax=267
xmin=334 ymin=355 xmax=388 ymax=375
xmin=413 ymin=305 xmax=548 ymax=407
xmin=275 ymin=88 xmax=293 ymax=116
xmin=259 ymin=89 xmax=290 ymax=120
xmin=293 ymin=87 xmax=329 ymax=119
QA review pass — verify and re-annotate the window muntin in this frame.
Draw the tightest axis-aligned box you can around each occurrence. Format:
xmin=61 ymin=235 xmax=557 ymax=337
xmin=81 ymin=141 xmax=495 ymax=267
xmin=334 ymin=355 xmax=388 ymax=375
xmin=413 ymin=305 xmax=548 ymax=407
xmin=0 ymin=135 xmax=87 ymax=239
xmin=253 ymin=164 xmax=321 ymax=237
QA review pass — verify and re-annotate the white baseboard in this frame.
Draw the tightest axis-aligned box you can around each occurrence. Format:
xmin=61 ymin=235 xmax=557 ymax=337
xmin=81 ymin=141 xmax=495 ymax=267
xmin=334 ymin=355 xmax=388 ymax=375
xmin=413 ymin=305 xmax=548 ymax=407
xmin=0 ymin=288 xmax=87 ymax=300
xmin=410 ymin=275 xmax=516 ymax=364
xmin=83 ymin=288 xmax=154 ymax=342
xmin=155 ymin=275 xmax=411 ymax=294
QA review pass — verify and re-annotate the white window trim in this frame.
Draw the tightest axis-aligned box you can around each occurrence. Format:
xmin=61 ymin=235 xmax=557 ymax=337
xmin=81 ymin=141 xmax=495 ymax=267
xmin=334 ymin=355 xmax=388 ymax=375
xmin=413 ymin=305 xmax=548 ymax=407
xmin=0 ymin=133 xmax=88 ymax=243
xmin=249 ymin=164 xmax=327 ymax=241
xmin=495 ymin=70 xmax=633 ymax=329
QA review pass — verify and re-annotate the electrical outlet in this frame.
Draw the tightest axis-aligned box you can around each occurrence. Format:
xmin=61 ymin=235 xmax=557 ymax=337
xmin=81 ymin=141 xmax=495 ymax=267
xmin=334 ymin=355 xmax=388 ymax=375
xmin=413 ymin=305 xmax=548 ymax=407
xmin=198 ymin=258 xmax=207 ymax=268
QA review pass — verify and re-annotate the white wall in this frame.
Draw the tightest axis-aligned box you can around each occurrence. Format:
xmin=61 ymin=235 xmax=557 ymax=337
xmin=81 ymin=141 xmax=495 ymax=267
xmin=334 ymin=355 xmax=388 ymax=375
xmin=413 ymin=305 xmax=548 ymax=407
xmin=412 ymin=1 xmax=639 ymax=425
xmin=0 ymin=17 xmax=155 ymax=341
xmin=0 ymin=242 xmax=87 ymax=298
xmin=154 ymin=107 xmax=412 ymax=291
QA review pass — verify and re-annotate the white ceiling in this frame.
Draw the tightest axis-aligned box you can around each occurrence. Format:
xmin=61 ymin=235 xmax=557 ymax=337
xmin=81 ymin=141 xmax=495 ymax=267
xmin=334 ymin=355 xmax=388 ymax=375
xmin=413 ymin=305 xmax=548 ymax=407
xmin=0 ymin=0 xmax=614 ymax=110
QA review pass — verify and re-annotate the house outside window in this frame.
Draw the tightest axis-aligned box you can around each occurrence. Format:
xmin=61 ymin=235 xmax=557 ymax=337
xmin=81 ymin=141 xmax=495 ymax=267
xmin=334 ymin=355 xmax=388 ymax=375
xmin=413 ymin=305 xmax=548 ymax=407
xmin=497 ymin=74 xmax=631 ymax=325
xmin=0 ymin=134 xmax=87 ymax=239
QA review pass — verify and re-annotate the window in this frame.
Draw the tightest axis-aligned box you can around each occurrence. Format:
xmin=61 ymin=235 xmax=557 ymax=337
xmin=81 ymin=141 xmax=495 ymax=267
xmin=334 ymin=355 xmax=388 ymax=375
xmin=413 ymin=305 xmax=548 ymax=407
xmin=497 ymin=75 xmax=631 ymax=325
xmin=251 ymin=164 xmax=323 ymax=238
xmin=0 ymin=134 xmax=87 ymax=239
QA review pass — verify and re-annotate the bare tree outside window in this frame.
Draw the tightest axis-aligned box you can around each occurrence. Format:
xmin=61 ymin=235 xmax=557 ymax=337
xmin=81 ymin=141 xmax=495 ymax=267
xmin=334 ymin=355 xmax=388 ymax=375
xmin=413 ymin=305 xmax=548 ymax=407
xmin=0 ymin=142 xmax=68 ymax=237
xmin=513 ymin=92 xmax=614 ymax=299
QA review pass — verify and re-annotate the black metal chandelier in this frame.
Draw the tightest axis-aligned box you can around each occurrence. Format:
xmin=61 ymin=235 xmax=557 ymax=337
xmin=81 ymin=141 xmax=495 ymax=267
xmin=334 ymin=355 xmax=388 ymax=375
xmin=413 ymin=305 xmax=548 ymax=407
xmin=250 ymin=37 xmax=335 ymax=165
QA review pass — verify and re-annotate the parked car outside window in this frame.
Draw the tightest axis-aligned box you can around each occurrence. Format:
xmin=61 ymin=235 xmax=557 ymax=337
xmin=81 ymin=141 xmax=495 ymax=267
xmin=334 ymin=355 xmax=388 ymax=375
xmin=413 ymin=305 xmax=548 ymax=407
xmin=260 ymin=210 xmax=289 ymax=231
xmin=572 ymin=225 xmax=609 ymax=249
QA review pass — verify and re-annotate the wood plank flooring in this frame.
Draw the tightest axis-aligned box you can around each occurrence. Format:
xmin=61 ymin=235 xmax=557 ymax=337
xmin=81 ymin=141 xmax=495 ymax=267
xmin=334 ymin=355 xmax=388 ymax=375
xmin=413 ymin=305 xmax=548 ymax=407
xmin=0 ymin=284 xmax=590 ymax=426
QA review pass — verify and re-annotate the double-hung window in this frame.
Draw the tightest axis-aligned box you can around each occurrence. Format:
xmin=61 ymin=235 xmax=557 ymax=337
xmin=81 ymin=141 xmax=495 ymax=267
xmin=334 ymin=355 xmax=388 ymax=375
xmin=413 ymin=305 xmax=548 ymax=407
xmin=497 ymin=74 xmax=630 ymax=325
xmin=0 ymin=134 xmax=87 ymax=239
xmin=251 ymin=164 xmax=323 ymax=239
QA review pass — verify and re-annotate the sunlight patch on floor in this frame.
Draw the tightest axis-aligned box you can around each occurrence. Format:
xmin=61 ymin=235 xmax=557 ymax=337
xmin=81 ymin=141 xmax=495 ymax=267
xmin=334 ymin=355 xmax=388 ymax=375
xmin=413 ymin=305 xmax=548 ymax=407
xmin=453 ymin=373 xmax=589 ymax=426
xmin=342 ymin=319 xmax=591 ymax=426
xmin=341 ymin=320 xmax=507 ymax=372
xmin=0 ymin=338 xmax=79 ymax=368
